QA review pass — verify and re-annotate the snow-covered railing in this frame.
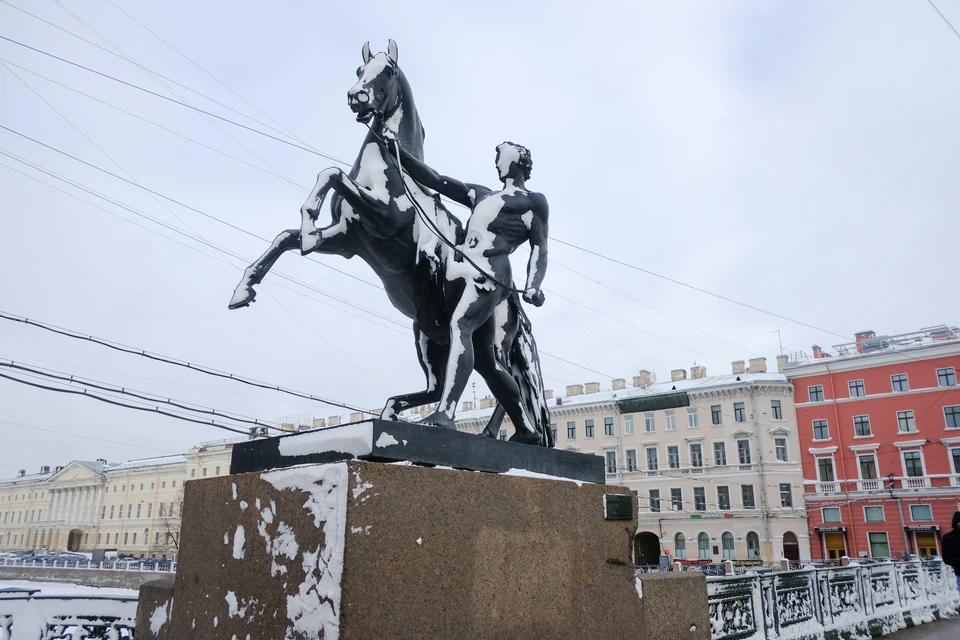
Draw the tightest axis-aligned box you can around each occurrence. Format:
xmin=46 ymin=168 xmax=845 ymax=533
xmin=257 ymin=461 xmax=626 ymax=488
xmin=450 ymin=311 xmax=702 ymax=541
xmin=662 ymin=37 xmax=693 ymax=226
xmin=707 ymin=559 xmax=960 ymax=640
xmin=0 ymin=557 xmax=176 ymax=573
xmin=0 ymin=584 xmax=137 ymax=638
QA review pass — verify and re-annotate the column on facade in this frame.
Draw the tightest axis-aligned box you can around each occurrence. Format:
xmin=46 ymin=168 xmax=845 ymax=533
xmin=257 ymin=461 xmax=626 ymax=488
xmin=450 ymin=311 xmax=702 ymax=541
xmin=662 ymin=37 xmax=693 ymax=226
xmin=51 ymin=489 xmax=60 ymax=521
xmin=68 ymin=488 xmax=77 ymax=524
xmin=78 ymin=487 xmax=88 ymax=524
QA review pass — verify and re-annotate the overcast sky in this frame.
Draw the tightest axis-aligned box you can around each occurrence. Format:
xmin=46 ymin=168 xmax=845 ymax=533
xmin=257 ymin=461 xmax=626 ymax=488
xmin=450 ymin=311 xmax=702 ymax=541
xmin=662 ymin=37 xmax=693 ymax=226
xmin=1 ymin=0 xmax=958 ymax=476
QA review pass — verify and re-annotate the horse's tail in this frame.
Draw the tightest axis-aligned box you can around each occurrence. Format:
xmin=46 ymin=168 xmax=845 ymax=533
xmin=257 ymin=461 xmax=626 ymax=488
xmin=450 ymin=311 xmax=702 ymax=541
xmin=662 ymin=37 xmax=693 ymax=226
xmin=507 ymin=293 xmax=553 ymax=447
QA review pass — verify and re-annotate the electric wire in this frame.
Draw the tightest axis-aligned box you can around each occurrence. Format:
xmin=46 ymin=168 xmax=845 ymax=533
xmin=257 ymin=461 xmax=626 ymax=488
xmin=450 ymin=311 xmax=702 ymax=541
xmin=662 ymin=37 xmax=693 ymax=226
xmin=0 ymin=418 xmax=178 ymax=454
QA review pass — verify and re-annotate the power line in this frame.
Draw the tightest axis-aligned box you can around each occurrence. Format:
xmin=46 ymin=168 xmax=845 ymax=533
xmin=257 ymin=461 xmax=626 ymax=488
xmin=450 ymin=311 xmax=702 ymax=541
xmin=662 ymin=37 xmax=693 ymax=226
xmin=0 ymin=418 xmax=178 ymax=454
xmin=0 ymin=311 xmax=375 ymax=415
xmin=927 ymin=0 xmax=960 ymax=40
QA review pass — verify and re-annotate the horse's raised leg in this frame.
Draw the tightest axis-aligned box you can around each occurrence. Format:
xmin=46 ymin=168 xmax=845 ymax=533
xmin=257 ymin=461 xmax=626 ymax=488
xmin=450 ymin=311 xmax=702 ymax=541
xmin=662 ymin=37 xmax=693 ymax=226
xmin=381 ymin=322 xmax=447 ymax=420
xmin=228 ymin=229 xmax=300 ymax=309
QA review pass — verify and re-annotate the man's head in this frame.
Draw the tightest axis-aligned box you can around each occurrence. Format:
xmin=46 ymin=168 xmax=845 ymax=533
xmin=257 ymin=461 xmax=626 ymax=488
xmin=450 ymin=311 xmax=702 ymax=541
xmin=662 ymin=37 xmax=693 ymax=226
xmin=495 ymin=142 xmax=532 ymax=182
xmin=953 ymin=510 xmax=960 ymax=532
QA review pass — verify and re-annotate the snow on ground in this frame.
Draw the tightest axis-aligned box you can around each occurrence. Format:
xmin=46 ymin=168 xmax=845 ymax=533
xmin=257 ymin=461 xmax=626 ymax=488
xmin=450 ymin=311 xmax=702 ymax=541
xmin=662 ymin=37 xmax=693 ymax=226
xmin=0 ymin=580 xmax=137 ymax=598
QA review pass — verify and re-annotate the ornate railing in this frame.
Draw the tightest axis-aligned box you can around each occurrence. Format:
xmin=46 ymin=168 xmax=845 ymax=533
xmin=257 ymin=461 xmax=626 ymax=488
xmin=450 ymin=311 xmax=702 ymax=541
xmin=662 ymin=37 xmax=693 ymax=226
xmin=707 ymin=559 xmax=960 ymax=640
xmin=0 ymin=557 xmax=176 ymax=573
xmin=0 ymin=585 xmax=137 ymax=638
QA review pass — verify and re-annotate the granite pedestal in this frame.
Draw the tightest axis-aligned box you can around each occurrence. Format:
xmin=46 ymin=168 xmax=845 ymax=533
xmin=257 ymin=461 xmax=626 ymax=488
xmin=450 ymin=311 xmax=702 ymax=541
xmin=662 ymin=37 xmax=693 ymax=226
xmin=155 ymin=459 xmax=643 ymax=639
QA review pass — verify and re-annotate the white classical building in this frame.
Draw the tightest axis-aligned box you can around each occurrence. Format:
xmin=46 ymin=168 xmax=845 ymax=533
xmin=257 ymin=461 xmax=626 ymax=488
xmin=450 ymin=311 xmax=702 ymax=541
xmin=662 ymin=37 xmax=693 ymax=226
xmin=458 ymin=358 xmax=811 ymax=564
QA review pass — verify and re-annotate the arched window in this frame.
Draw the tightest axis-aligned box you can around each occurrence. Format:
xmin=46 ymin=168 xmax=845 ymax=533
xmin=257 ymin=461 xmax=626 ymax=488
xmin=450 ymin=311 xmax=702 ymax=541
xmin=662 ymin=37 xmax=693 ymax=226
xmin=698 ymin=533 xmax=710 ymax=559
xmin=674 ymin=532 xmax=687 ymax=559
xmin=722 ymin=532 xmax=735 ymax=560
xmin=747 ymin=532 xmax=761 ymax=560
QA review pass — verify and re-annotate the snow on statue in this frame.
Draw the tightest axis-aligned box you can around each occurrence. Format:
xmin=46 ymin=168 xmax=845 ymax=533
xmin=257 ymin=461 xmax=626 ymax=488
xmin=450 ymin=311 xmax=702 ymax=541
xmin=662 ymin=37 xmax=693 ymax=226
xmin=228 ymin=41 xmax=552 ymax=447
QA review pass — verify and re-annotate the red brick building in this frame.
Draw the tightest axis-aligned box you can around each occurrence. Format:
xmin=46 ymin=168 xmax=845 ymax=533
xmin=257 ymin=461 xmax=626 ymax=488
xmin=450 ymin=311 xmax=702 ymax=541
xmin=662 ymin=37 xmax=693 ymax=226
xmin=784 ymin=325 xmax=960 ymax=561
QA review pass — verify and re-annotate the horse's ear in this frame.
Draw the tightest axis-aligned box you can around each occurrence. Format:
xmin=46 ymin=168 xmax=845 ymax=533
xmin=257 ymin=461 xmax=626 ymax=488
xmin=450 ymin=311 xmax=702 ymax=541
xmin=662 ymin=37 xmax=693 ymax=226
xmin=362 ymin=41 xmax=372 ymax=64
xmin=387 ymin=39 xmax=398 ymax=64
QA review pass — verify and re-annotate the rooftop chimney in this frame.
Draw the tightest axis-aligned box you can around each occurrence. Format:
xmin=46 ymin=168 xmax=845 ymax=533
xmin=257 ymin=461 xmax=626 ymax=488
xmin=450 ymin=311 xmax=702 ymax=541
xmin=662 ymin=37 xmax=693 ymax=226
xmin=690 ymin=365 xmax=706 ymax=379
xmin=612 ymin=378 xmax=626 ymax=391
xmin=811 ymin=345 xmax=823 ymax=359
xmin=566 ymin=384 xmax=584 ymax=397
xmin=40 ymin=465 xmax=50 ymax=475
xmin=350 ymin=412 xmax=364 ymax=423
xmin=543 ymin=389 xmax=553 ymax=400
xmin=732 ymin=360 xmax=746 ymax=375
xmin=312 ymin=418 xmax=326 ymax=429
xmin=633 ymin=370 xmax=653 ymax=389
xmin=328 ymin=415 xmax=341 ymax=426
xmin=748 ymin=357 xmax=767 ymax=374
xmin=671 ymin=369 xmax=687 ymax=382
xmin=282 ymin=422 xmax=296 ymax=432
xmin=480 ymin=396 xmax=496 ymax=409
xmin=584 ymin=382 xmax=600 ymax=394
xmin=17 ymin=469 xmax=25 ymax=477
xmin=776 ymin=354 xmax=789 ymax=373
xmin=96 ymin=458 xmax=107 ymax=466
xmin=461 ymin=400 xmax=474 ymax=412
xmin=854 ymin=331 xmax=875 ymax=354
xmin=54 ymin=466 xmax=64 ymax=473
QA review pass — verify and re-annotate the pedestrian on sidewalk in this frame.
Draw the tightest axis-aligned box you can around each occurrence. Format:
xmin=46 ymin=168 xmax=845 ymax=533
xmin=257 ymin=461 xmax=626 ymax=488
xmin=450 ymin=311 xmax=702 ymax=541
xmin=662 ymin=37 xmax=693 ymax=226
xmin=942 ymin=511 xmax=960 ymax=592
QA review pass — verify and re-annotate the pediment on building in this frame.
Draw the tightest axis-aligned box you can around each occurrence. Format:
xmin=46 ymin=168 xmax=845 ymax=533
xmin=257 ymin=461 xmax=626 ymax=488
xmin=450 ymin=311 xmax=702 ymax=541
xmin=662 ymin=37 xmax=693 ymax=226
xmin=49 ymin=461 xmax=104 ymax=483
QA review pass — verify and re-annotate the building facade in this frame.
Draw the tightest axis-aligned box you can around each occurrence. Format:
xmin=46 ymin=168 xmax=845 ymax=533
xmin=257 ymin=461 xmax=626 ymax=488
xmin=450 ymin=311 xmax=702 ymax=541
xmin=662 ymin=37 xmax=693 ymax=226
xmin=458 ymin=358 xmax=810 ymax=564
xmin=0 ymin=439 xmax=235 ymax=559
xmin=785 ymin=325 xmax=960 ymax=561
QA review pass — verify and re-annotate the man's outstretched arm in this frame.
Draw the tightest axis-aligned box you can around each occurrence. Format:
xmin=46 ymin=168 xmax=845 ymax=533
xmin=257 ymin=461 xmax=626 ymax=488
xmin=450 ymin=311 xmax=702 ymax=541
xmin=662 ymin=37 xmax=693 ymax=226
xmin=523 ymin=193 xmax=549 ymax=306
xmin=387 ymin=140 xmax=485 ymax=208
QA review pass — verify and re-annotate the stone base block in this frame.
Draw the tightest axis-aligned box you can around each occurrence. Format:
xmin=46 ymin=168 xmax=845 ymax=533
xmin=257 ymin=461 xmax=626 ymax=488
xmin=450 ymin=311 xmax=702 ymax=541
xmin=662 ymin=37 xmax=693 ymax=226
xmin=165 ymin=460 xmax=642 ymax=639
xmin=635 ymin=572 xmax=710 ymax=640
xmin=134 ymin=576 xmax=175 ymax=639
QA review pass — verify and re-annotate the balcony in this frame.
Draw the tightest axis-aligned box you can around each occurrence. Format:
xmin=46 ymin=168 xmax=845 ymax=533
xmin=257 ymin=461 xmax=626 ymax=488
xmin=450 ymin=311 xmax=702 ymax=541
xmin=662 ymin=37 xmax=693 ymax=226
xmin=815 ymin=481 xmax=840 ymax=493
xmin=901 ymin=476 xmax=931 ymax=489
xmin=951 ymin=475 xmax=960 ymax=487
xmin=856 ymin=479 xmax=881 ymax=492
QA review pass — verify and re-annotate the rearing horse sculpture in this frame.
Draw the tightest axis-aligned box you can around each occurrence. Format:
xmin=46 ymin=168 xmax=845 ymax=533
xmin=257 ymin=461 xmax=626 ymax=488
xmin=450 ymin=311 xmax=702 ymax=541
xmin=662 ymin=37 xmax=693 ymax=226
xmin=228 ymin=41 xmax=551 ymax=446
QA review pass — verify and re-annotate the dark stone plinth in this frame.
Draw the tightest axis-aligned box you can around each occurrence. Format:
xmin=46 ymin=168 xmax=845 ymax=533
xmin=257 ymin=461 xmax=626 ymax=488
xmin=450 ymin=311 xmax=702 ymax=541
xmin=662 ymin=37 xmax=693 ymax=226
xmin=167 ymin=460 xmax=642 ymax=639
xmin=230 ymin=419 xmax=605 ymax=484
xmin=635 ymin=572 xmax=710 ymax=640
xmin=134 ymin=576 xmax=175 ymax=639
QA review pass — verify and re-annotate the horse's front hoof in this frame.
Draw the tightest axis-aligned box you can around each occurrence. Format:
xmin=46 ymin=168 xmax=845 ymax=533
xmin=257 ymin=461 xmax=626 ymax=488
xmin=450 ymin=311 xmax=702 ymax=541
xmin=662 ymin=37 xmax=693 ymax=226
xmin=228 ymin=285 xmax=256 ymax=310
xmin=420 ymin=411 xmax=456 ymax=430
xmin=508 ymin=429 xmax=541 ymax=445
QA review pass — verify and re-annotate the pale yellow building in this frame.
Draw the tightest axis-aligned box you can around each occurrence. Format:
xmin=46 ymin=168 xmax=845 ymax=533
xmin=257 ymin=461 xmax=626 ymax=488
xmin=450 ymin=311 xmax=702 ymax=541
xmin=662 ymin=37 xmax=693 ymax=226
xmin=458 ymin=357 xmax=811 ymax=564
xmin=0 ymin=438 xmax=236 ymax=559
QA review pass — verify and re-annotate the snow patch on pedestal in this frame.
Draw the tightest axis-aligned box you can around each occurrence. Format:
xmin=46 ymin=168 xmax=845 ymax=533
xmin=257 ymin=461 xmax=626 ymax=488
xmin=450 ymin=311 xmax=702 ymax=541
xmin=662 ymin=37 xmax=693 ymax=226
xmin=233 ymin=525 xmax=246 ymax=560
xmin=277 ymin=423 xmax=373 ymax=458
xmin=375 ymin=432 xmax=399 ymax=447
xmin=149 ymin=600 xmax=171 ymax=636
xmin=260 ymin=462 xmax=348 ymax=640
xmin=501 ymin=468 xmax=585 ymax=486
xmin=635 ymin=578 xmax=643 ymax=600
xmin=226 ymin=591 xmax=258 ymax=619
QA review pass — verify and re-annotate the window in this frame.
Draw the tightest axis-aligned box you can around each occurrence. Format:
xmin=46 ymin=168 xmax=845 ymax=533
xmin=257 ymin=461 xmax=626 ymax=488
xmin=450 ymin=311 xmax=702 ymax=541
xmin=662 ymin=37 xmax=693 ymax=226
xmin=498 ymin=429 xmax=506 ymax=441
xmin=670 ymin=488 xmax=683 ymax=511
xmin=741 ymin=485 xmax=756 ymax=509
xmin=714 ymin=442 xmax=727 ymax=466
xmin=585 ymin=420 xmax=595 ymax=438
xmin=854 ymin=415 xmax=872 ymax=437
xmin=604 ymin=451 xmax=617 ymax=474
xmin=136 ymin=504 xmax=142 ymax=518
xmin=688 ymin=408 xmax=699 ymax=428
xmin=690 ymin=443 xmax=703 ymax=469
xmin=813 ymin=420 xmax=829 ymax=440
xmin=694 ymin=488 xmax=706 ymax=512
xmin=649 ymin=489 xmax=661 ymax=513
xmin=822 ymin=507 xmax=842 ymax=523
xmin=711 ymin=405 xmax=722 ymax=425
xmin=172 ymin=481 xmax=177 ymax=488
xmin=667 ymin=445 xmax=680 ymax=469
xmin=910 ymin=504 xmax=933 ymax=522
xmin=774 ymin=438 xmax=788 ymax=462
xmin=737 ymin=439 xmax=751 ymax=465
xmin=147 ymin=503 xmax=153 ymax=518
xmin=127 ymin=505 xmax=132 ymax=518
xmin=124 ymin=533 xmax=129 ymax=545
xmin=216 ymin=466 xmax=221 ymax=475
xmin=817 ymin=458 xmax=835 ymax=481
xmin=109 ymin=506 xmax=115 ymax=519
xmin=859 ymin=454 xmax=878 ymax=480
xmin=944 ymin=406 xmax=960 ymax=430
xmin=903 ymin=451 xmax=924 ymax=477
xmin=169 ymin=501 xmax=175 ymax=516
xmin=808 ymin=385 xmax=824 ymax=402
xmin=161 ymin=482 xmax=166 ymax=489
xmin=937 ymin=367 xmax=956 ymax=387
xmin=897 ymin=410 xmax=917 ymax=433
xmin=864 ymin=506 xmax=884 ymax=522
xmin=550 ymin=424 xmax=557 ymax=442
xmin=869 ymin=532 xmax=890 ymax=558
xmin=734 ymin=402 xmax=746 ymax=422
xmin=625 ymin=449 xmax=638 ymax=472
xmin=190 ymin=470 xmax=195 ymax=478
xmin=722 ymin=532 xmax=735 ymax=560
xmin=674 ymin=532 xmax=686 ymax=559
xmin=645 ymin=447 xmax=658 ymax=473
xmin=202 ymin=468 xmax=208 ymax=477
xmin=645 ymin=413 xmax=655 ymax=432
xmin=848 ymin=379 xmax=865 ymax=397
xmin=158 ymin=503 xmax=164 ymax=517
xmin=624 ymin=416 xmax=634 ymax=435
xmin=698 ymin=532 xmax=710 ymax=558
xmin=604 ymin=417 xmax=614 ymax=436
xmin=717 ymin=486 xmax=731 ymax=510
xmin=891 ymin=374 xmax=909 ymax=392
xmin=779 ymin=484 xmax=792 ymax=508
xmin=769 ymin=401 xmax=782 ymax=422
xmin=567 ymin=422 xmax=576 ymax=440
xmin=150 ymin=483 xmax=154 ymax=489
xmin=953 ymin=447 xmax=960 ymax=474
xmin=746 ymin=532 xmax=760 ymax=559
xmin=101 ymin=507 xmax=106 ymax=519
xmin=665 ymin=410 xmax=676 ymax=431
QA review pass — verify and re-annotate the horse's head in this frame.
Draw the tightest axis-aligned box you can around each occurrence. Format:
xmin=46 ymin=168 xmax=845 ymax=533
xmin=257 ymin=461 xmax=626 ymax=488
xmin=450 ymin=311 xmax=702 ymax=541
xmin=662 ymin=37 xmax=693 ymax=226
xmin=348 ymin=40 xmax=402 ymax=124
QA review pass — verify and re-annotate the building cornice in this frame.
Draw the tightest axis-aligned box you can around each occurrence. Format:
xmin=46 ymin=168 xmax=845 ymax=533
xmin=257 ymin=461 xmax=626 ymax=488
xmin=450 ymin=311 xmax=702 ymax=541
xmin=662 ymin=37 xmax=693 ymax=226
xmin=785 ymin=342 xmax=960 ymax=377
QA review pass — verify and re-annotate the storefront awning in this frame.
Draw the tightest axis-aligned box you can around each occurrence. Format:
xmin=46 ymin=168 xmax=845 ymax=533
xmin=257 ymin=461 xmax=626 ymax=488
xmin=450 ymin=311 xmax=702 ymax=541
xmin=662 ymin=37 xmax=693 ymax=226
xmin=815 ymin=526 xmax=847 ymax=532
xmin=904 ymin=525 xmax=940 ymax=532
xmin=617 ymin=391 xmax=689 ymax=414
